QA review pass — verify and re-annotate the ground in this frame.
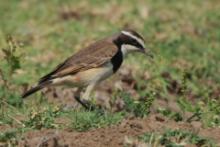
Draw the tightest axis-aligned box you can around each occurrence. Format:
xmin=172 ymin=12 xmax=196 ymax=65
xmin=0 ymin=0 xmax=220 ymax=146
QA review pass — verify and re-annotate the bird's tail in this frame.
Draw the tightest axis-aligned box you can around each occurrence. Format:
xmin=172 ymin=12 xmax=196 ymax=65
xmin=21 ymin=81 xmax=50 ymax=98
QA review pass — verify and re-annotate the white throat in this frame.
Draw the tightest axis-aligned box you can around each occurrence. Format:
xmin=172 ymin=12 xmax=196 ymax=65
xmin=121 ymin=44 xmax=135 ymax=57
xmin=121 ymin=45 xmax=128 ymax=57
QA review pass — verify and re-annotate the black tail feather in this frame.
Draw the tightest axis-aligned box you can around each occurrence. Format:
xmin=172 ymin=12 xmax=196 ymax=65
xmin=22 ymin=85 xmax=43 ymax=98
xmin=21 ymin=81 xmax=52 ymax=98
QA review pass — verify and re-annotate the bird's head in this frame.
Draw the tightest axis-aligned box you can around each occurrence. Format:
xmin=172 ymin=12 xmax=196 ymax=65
xmin=114 ymin=29 xmax=152 ymax=57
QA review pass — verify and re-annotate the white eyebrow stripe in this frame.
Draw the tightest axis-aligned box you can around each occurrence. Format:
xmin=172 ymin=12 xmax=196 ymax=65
xmin=121 ymin=31 xmax=145 ymax=48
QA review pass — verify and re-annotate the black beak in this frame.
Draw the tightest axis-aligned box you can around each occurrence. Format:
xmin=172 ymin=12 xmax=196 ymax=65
xmin=140 ymin=48 xmax=154 ymax=58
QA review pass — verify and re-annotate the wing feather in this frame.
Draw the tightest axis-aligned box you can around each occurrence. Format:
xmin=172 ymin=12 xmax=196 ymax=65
xmin=39 ymin=39 xmax=118 ymax=83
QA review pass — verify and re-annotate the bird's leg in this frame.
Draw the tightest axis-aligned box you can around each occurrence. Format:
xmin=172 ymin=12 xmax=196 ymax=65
xmin=82 ymin=83 xmax=96 ymax=100
xmin=74 ymin=95 xmax=91 ymax=109
xmin=81 ymin=83 xmax=97 ymax=110
xmin=74 ymin=88 xmax=89 ymax=109
xmin=74 ymin=83 xmax=97 ymax=110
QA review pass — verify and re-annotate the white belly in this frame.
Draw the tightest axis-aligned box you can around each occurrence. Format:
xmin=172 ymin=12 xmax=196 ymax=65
xmin=52 ymin=62 xmax=113 ymax=87
xmin=81 ymin=62 xmax=114 ymax=84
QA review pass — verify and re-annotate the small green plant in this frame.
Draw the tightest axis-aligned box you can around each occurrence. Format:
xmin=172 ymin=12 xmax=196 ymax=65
xmin=178 ymin=97 xmax=220 ymax=127
xmin=157 ymin=108 xmax=183 ymax=122
xmin=70 ymin=109 xmax=124 ymax=131
xmin=23 ymin=106 xmax=61 ymax=129
xmin=0 ymin=129 xmax=18 ymax=146
xmin=0 ymin=129 xmax=17 ymax=142
xmin=0 ymin=35 xmax=23 ymax=98
xmin=1 ymin=36 xmax=22 ymax=75
xmin=0 ymin=127 xmax=30 ymax=146
xmin=139 ymin=129 xmax=216 ymax=147
xmin=0 ymin=128 xmax=29 ymax=146
xmin=0 ymin=36 xmax=23 ymax=125
xmin=122 ymin=91 xmax=155 ymax=117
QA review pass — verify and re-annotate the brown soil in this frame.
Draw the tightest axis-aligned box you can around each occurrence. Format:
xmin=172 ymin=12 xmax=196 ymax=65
xmin=18 ymin=114 xmax=220 ymax=147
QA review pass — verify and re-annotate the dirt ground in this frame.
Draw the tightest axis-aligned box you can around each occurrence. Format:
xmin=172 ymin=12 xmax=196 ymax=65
xmin=18 ymin=114 xmax=220 ymax=147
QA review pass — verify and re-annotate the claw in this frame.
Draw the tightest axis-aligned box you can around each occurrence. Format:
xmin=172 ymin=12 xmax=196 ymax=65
xmin=74 ymin=96 xmax=96 ymax=110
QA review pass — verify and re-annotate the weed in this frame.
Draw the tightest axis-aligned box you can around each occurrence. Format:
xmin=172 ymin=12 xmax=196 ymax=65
xmin=0 ymin=129 xmax=18 ymax=146
xmin=0 ymin=35 xmax=23 ymax=96
xmin=157 ymin=108 xmax=183 ymax=122
xmin=139 ymin=129 xmax=216 ymax=147
xmin=178 ymin=97 xmax=220 ymax=127
xmin=1 ymin=36 xmax=22 ymax=75
xmin=0 ymin=36 xmax=23 ymax=126
xmin=122 ymin=91 xmax=155 ymax=117
xmin=23 ymin=106 xmax=61 ymax=129
xmin=70 ymin=109 xmax=124 ymax=131
xmin=0 ymin=127 xmax=31 ymax=146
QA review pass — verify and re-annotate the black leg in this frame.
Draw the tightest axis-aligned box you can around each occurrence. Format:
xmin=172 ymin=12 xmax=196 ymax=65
xmin=74 ymin=96 xmax=96 ymax=110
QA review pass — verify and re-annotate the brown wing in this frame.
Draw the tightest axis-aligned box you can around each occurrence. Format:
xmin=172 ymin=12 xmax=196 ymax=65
xmin=39 ymin=39 xmax=118 ymax=83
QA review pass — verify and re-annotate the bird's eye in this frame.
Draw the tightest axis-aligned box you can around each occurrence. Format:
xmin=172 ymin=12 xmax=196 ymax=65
xmin=132 ymin=40 xmax=138 ymax=45
xmin=133 ymin=41 xmax=141 ymax=48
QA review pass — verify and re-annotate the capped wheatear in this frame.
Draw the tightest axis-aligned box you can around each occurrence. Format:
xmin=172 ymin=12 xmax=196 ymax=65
xmin=22 ymin=30 xmax=151 ymax=109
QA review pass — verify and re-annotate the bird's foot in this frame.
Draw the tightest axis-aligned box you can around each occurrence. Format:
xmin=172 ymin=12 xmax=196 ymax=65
xmin=74 ymin=96 xmax=97 ymax=111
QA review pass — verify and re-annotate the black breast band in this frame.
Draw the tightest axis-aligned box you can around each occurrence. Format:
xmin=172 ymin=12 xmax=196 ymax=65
xmin=111 ymin=50 xmax=123 ymax=73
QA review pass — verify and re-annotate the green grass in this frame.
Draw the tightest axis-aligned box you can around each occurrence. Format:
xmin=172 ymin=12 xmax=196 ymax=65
xmin=0 ymin=0 xmax=220 ymax=145
xmin=120 ymin=91 xmax=155 ymax=117
xmin=69 ymin=109 xmax=124 ymax=131
xmin=138 ymin=129 xmax=216 ymax=147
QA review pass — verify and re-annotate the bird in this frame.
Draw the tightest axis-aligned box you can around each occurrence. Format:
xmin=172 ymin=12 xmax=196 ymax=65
xmin=22 ymin=29 xmax=151 ymax=109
